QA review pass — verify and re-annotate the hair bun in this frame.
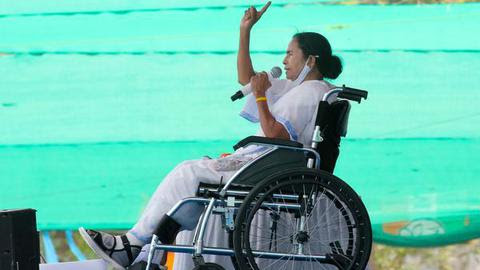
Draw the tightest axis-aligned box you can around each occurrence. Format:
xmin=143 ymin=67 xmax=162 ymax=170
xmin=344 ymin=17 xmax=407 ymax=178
xmin=324 ymin=55 xmax=342 ymax=79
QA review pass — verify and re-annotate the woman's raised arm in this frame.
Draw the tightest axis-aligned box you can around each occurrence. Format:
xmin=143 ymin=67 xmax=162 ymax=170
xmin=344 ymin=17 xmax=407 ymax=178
xmin=237 ymin=2 xmax=271 ymax=86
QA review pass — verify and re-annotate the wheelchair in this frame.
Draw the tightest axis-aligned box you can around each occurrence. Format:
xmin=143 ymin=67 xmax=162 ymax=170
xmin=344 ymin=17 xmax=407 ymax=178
xmin=145 ymin=86 xmax=372 ymax=270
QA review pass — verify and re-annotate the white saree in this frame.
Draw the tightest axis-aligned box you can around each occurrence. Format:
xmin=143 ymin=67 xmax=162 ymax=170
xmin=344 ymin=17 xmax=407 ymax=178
xmin=131 ymin=79 xmax=337 ymax=269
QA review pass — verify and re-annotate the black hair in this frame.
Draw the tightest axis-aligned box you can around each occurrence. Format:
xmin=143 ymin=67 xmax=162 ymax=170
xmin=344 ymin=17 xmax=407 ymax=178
xmin=292 ymin=32 xmax=342 ymax=79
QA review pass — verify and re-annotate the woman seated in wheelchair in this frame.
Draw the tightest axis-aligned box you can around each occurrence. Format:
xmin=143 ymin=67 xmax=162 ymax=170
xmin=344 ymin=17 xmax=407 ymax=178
xmin=80 ymin=2 xmax=345 ymax=269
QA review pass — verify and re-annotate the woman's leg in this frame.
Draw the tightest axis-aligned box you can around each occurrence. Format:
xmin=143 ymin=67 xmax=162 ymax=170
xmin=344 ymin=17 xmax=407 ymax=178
xmin=80 ymin=158 xmax=235 ymax=269
xmin=129 ymin=159 xmax=235 ymax=243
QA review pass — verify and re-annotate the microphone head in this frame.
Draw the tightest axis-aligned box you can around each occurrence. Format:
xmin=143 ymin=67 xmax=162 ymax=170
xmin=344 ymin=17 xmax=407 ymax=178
xmin=270 ymin=66 xmax=282 ymax=78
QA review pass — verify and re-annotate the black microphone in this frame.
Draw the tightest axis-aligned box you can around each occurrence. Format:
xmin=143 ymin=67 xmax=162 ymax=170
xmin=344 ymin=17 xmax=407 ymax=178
xmin=231 ymin=66 xmax=282 ymax=101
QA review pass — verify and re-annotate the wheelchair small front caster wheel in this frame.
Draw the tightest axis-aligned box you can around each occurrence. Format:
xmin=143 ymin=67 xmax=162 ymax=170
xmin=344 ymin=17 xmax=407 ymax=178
xmin=192 ymin=262 xmax=226 ymax=270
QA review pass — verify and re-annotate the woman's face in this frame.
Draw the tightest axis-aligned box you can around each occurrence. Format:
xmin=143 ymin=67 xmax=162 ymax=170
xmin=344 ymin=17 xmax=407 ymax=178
xmin=283 ymin=39 xmax=307 ymax=80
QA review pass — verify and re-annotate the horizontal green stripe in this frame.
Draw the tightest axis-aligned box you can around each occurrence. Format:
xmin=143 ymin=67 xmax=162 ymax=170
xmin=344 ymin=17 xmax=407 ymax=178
xmin=0 ymin=2 xmax=469 ymax=19
xmin=0 ymin=1 xmax=346 ymax=19
xmin=2 ymin=49 xmax=480 ymax=56
xmin=1 ymin=53 xmax=479 ymax=145
xmin=1 ymin=139 xmax=478 ymax=247
xmin=0 ymin=0 xmax=332 ymax=16
xmin=1 ymin=136 xmax=476 ymax=148
xmin=1 ymin=4 xmax=478 ymax=51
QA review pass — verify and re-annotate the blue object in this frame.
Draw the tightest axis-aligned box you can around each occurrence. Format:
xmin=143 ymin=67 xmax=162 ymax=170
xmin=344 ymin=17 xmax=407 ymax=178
xmin=65 ymin=230 xmax=86 ymax=261
xmin=42 ymin=231 xmax=59 ymax=263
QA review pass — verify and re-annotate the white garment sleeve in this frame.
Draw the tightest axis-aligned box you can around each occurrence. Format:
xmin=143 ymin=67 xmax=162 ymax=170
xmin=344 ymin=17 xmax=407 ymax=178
xmin=239 ymin=79 xmax=291 ymax=123
xmin=270 ymin=92 xmax=315 ymax=142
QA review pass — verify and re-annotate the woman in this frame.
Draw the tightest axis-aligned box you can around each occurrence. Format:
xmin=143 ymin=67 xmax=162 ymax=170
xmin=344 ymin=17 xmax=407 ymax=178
xmin=79 ymin=2 xmax=343 ymax=269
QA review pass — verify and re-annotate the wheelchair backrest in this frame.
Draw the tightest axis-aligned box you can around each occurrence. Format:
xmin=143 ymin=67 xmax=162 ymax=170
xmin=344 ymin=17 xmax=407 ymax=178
xmin=315 ymin=86 xmax=367 ymax=172
xmin=315 ymin=99 xmax=351 ymax=173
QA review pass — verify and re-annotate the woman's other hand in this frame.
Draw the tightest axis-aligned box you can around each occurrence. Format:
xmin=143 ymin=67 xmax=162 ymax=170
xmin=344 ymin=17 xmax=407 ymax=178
xmin=251 ymin=72 xmax=271 ymax=97
xmin=240 ymin=1 xmax=271 ymax=31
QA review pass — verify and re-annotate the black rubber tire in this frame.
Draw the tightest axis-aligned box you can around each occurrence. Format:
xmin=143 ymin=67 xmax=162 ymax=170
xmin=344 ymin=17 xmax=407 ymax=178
xmin=228 ymin=231 xmax=242 ymax=270
xmin=192 ymin=262 xmax=226 ymax=270
xmin=233 ymin=167 xmax=372 ymax=270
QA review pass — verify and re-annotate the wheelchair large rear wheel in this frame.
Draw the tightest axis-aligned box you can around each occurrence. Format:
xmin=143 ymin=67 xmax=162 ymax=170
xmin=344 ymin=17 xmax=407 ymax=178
xmin=233 ymin=168 xmax=372 ymax=270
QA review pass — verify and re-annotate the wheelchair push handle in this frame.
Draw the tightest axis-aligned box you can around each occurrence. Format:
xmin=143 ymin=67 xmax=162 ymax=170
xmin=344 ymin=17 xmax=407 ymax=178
xmin=337 ymin=85 xmax=368 ymax=104
xmin=342 ymin=85 xmax=368 ymax=100
xmin=337 ymin=92 xmax=362 ymax=103
xmin=322 ymin=85 xmax=368 ymax=103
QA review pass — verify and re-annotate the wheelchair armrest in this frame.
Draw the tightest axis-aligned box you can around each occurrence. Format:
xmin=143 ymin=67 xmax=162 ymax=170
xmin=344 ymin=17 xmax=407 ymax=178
xmin=233 ymin=136 xmax=303 ymax=151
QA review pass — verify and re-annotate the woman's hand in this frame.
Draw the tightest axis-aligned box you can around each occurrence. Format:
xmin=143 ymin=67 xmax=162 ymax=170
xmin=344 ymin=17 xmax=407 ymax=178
xmin=250 ymin=72 xmax=271 ymax=97
xmin=240 ymin=1 xmax=271 ymax=31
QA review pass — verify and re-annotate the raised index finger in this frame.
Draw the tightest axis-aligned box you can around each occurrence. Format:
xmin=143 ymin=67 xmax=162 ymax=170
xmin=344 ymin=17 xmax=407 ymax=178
xmin=258 ymin=1 xmax=272 ymax=16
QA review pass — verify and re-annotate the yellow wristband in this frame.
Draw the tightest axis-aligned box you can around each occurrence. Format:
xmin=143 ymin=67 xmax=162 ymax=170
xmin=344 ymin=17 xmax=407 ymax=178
xmin=256 ymin=96 xmax=267 ymax=102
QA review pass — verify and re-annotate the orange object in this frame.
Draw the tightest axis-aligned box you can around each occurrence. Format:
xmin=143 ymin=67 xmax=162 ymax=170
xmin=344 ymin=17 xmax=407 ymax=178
xmin=165 ymin=251 xmax=175 ymax=270
xmin=382 ymin=221 xmax=408 ymax=235
xmin=220 ymin=153 xmax=231 ymax=158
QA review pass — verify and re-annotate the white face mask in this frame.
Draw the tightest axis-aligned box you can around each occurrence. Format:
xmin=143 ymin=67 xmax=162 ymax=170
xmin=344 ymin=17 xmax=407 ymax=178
xmin=291 ymin=56 xmax=315 ymax=86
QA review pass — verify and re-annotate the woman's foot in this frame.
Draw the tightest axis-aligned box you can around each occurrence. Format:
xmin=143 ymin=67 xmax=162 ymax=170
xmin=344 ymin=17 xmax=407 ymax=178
xmin=79 ymin=227 xmax=142 ymax=270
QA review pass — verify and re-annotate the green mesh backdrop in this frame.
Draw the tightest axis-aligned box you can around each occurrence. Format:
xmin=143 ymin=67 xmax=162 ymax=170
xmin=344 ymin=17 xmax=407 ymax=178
xmin=1 ymin=1 xmax=479 ymax=247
